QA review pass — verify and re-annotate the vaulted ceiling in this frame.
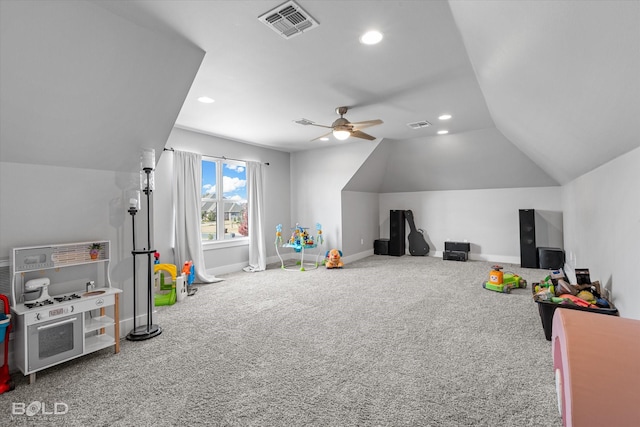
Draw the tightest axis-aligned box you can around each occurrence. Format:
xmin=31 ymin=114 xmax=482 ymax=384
xmin=1 ymin=1 xmax=638 ymax=190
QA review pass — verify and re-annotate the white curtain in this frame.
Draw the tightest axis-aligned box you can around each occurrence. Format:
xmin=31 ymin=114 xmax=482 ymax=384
xmin=243 ymin=161 xmax=266 ymax=272
xmin=172 ymin=150 xmax=221 ymax=283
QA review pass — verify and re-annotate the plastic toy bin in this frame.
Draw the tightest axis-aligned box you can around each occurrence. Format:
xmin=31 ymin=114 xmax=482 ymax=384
xmin=0 ymin=316 xmax=9 ymax=343
xmin=536 ymin=300 xmax=618 ymax=341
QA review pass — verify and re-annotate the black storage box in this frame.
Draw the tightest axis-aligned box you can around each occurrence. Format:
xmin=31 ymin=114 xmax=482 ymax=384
xmin=374 ymin=239 xmax=390 ymax=255
xmin=445 ymin=241 xmax=470 ymax=252
xmin=536 ymin=300 xmax=618 ymax=341
xmin=443 ymin=250 xmax=468 ymax=261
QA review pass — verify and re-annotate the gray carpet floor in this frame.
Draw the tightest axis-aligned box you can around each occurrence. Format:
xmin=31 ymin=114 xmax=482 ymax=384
xmin=1 ymin=255 xmax=562 ymax=426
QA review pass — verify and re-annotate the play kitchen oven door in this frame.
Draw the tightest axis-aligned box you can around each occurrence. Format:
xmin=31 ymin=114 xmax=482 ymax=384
xmin=27 ymin=314 xmax=83 ymax=372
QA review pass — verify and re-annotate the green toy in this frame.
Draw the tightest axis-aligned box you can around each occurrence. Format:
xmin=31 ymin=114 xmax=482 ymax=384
xmin=482 ymin=265 xmax=527 ymax=293
xmin=154 ymin=263 xmax=181 ymax=306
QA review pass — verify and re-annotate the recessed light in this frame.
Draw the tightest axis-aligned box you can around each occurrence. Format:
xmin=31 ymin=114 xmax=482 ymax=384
xmin=360 ymin=30 xmax=383 ymax=45
xmin=320 ymin=137 xmax=329 ymax=141
xmin=438 ymin=114 xmax=452 ymax=120
xmin=197 ymin=96 xmax=215 ymax=104
xmin=437 ymin=130 xmax=449 ymax=135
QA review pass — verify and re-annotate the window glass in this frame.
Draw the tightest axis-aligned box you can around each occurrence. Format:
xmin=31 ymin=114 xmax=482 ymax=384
xmin=201 ymin=205 xmax=217 ymax=241
xmin=201 ymin=160 xmax=217 ymax=241
xmin=222 ymin=162 xmax=247 ymax=240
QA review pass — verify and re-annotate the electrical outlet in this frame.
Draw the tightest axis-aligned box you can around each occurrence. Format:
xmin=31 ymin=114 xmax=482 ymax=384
xmin=360 ymin=238 xmax=364 ymax=245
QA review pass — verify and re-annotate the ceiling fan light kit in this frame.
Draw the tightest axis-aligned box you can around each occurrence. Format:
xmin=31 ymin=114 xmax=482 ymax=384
xmin=300 ymin=106 xmax=383 ymax=142
xmin=333 ymin=129 xmax=351 ymax=140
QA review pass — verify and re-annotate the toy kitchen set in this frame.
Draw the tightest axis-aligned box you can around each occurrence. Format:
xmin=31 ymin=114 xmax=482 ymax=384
xmin=10 ymin=241 xmax=121 ymax=384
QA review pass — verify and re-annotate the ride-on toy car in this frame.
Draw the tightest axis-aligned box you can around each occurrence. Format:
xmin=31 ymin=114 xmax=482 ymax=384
xmin=482 ymin=265 xmax=527 ymax=293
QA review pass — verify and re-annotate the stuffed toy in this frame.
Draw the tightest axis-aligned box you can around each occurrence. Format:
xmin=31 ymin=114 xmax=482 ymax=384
xmin=325 ymin=249 xmax=344 ymax=269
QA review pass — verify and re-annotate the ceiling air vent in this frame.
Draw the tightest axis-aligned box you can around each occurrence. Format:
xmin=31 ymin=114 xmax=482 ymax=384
xmin=407 ymin=120 xmax=432 ymax=129
xmin=258 ymin=1 xmax=319 ymax=39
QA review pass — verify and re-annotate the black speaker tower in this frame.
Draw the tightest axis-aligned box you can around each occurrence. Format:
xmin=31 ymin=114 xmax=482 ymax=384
xmin=389 ymin=210 xmax=406 ymax=256
xmin=519 ymin=209 xmax=537 ymax=268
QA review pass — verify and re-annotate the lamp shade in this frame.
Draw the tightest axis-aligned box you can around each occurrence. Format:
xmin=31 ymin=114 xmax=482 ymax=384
xmin=127 ymin=190 xmax=140 ymax=211
xmin=141 ymin=148 xmax=156 ymax=171
xmin=333 ymin=129 xmax=350 ymax=140
xmin=140 ymin=170 xmax=155 ymax=191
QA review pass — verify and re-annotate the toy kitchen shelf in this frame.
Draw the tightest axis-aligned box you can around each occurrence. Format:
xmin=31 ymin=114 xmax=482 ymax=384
xmin=10 ymin=240 xmax=122 ymax=384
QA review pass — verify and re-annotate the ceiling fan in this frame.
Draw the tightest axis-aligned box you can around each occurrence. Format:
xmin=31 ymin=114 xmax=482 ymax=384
xmin=298 ymin=106 xmax=383 ymax=141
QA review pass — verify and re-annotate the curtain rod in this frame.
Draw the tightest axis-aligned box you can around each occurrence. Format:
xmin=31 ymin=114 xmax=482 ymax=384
xmin=163 ymin=147 xmax=269 ymax=166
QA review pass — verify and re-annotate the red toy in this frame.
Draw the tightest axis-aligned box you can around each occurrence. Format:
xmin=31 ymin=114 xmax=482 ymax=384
xmin=0 ymin=294 xmax=15 ymax=394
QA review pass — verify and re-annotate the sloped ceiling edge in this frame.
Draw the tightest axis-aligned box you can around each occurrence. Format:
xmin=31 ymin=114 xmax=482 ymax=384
xmin=449 ymin=0 xmax=640 ymax=185
xmin=0 ymin=0 xmax=205 ymax=173
xmin=345 ymin=127 xmax=559 ymax=193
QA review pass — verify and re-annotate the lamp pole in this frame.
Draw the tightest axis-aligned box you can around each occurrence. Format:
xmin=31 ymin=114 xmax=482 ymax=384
xmin=126 ymin=159 xmax=162 ymax=341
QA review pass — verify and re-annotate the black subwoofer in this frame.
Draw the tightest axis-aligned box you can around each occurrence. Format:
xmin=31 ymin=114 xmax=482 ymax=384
xmin=538 ymin=247 xmax=565 ymax=269
xmin=519 ymin=209 xmax=538 ymax=268
xmin=443 ymin=250 xmax=468 ymax=262
xmin=389 ymin=210 xmax=405 ymax=256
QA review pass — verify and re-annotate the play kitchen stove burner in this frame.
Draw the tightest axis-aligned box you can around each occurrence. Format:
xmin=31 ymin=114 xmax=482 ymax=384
xmin=21 ymin=278 xmax=82 ymax=308
xmin=23 ymin=294 xmax=82 ymax=309
xmin=16 ymin=279 xmax=105 ymax=321
xmin=54 ymin=294 xmax=81 ymax=303
xmin=24 ymin=299 xmax=54 ymax=309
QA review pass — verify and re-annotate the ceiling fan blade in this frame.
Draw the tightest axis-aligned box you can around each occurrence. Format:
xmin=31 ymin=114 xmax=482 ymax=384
xmin=307 ymin=123 xmax=333 ymax=129
xmin=310 ymin=131 xmax=333 ymax=142
xmin=294 ymin=118 xmax=333 ymax=129
xmin=350 ymin=119 xmax=383 ymax=130
xmin=350 ymin=130 xmax=377 ymax=141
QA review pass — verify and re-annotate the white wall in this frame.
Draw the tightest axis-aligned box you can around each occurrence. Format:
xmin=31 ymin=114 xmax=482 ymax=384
xmin=290 ymin=141 xmax=379 ymax=255
xmin=341 ymin=191 xmax=379 ymax=259
xmin=562 ymin=147 xmax=640 ymax=320
xmin=379 ymin=187 xmax=562 ymax=263
xmin=0 ymin=161 xmax=147 ymax=335
xmin=153 ymin=127 xmax=291 ymax=275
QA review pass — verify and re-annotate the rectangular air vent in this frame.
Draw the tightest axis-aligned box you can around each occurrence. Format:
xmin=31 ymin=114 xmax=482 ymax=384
xmin=258 ymin=0 xmax=319 ymax=39
xmin=407 ymin=120 xmax=432 ymax=129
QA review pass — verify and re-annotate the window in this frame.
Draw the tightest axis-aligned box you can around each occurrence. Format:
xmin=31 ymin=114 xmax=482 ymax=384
xmin=201 ymin=158 xmax=248 ymax=243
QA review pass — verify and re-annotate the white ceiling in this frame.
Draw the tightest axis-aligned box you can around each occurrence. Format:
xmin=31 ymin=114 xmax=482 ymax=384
xmin=97 ymin=0 xmax=495 ymax=150
xmin=1 ymin=1 xmax=638 ymax=190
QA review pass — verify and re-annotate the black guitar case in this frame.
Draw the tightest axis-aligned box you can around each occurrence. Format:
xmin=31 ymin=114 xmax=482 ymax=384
xmin=405 ymin=210 xmax=429 ymax=256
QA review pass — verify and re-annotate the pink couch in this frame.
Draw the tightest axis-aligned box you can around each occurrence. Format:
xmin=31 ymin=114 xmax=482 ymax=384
xmin=552 ymin=308 xmax=640 ymax=426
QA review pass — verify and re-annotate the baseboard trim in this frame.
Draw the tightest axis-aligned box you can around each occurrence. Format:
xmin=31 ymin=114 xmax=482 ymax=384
xmin=343 ymin=249 xmax=374 ymax=264
xmin=202 ymin=251 xmax=524 ymax=275
xmin=205 ymin=253 xmax=295 ymax=276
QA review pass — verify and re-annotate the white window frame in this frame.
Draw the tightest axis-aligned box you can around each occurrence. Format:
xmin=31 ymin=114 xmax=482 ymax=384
xmin=201 ymin=157 xmax=249 ymax=248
